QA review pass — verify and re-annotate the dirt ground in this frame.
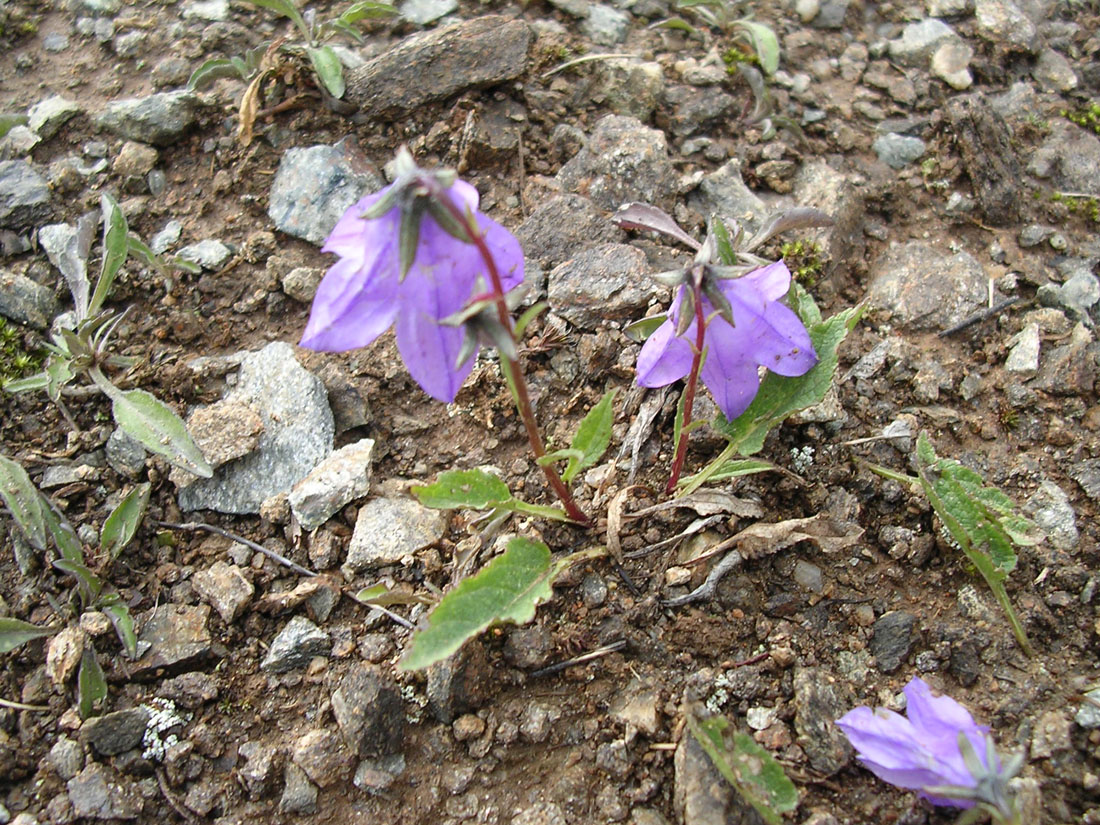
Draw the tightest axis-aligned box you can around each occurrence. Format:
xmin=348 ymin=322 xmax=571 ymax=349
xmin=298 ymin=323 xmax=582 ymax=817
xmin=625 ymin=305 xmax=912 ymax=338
xmin=2 ymin=0 xmax=1100 ymax=823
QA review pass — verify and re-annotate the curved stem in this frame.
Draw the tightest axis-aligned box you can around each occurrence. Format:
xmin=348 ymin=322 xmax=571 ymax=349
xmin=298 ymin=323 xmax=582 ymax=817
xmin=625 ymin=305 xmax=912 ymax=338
xmin=436 ymin=193 xmax=590 ymax=525
xmin=665 ymin=285 xmax=707 ymax=494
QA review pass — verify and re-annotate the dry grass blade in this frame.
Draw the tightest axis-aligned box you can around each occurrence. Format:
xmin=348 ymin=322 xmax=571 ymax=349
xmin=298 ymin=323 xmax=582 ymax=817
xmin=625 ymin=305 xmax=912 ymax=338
xmin=606 ymin=484 xmax=649 ymax=564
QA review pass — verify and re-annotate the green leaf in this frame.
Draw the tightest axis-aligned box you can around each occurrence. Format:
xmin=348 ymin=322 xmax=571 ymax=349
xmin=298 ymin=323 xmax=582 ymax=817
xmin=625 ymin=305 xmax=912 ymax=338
xmin=247 ymin=0 xmax=308 ymax=33
xmin=100 ymin=483 xmax=150 ymax=561
xmin=97 ymin=594 xmax=138 ymax=659
xmin=0 ymin=113 xmax=29 ymax=140
xmin=711 ymin=218 xmax=737 ymax=265
xmin=401 ymin=538 xmax=604 ymax=670
xmin=106 ymin=388 xmax=213 ymax=478
xmin=687 ymin=714 xmax=798 ymax=825
xmin=705 ymin=458 xmax=778 ymax=482
xmin=54 ymin=558 xmax=103 ymax=606
xmin=514 ymin=301 xmax=548 ymax=342
xmin=0 ymin=617 xmax=55 ymax=653
xmin=88 ymin=194 xmax=129 ymax=318
xmin=562 ymin=389 xmax=617 ymax=483
xmin=651 ymin=17 xmax=700 ymax=36
xmin=3 ymin=371 xmax=51 ymax=393
xmin=734 ymin=20 xmax=780 ymax=75
xmin=339 ymin=0 xmax=400 ymax=24
xmin=187 ymin=57 xmax=246 ymax=91
xmin=126 ymin=234 xmax=164 ymax=275
xmin=715 ymin=304 xmax=862 ymax=455
xmin=78 ymin=644 xmax=107 ymax=719
xmin=624 ymin=315 xmax=667 ymax=343
xmin=306 ymin=45 xmax=346 ymax=98
xmin=788 ymin=281 xmax=821 ymax=327
xmin=41 ymin=496 xmax=84 ymax=565
xmin=0 ymin=454 xmax=49 ymax=552
xmin=412 ymin=468 xmax=513 ymax=510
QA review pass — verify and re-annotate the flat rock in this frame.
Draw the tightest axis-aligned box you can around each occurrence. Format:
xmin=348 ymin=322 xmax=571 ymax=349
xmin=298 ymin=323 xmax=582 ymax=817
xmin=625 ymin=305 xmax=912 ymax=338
xmin=872 ymin=132 xmax=926 ymax=168
xmin=593 ymin=60 xmax=665 ymax=121
xmin=865 ymin=241 xmax=987 ymax=330
xmin=1027 ymin=121 xmax=1100 ymax=198
xmin=331 ymin=663 xmax=405 ymax=757
xmin=48 ymin=736 xmax=85 ymax=781
xmin=870 ymin=610 xmax=917 ymax=673
xmin=178 ymin=342 xmax=334 ymax=514
xmin=191 ymin=560 xmax=254 ymax=623
xmin=177 ymin=238 xmax=231 ymax=270
xmin=267 ymin=137 xmax=383 ymax=245
xmin=792 ymin=667 xmax=853 ymax=775
xmin=945 ymin=94 xmax=1023 ymax=225
xmin=94 ymin=91 xmax=197 ymax=147
xmin=292 ymin=729 xmax=350 ymax=788
xmin=974 ymin=0 xmax=1037 ymax=52
xmin=399 ymin=0 xmax=457 ymax=25
xmin=661 ymin=84 xmax=736 ymax=138
xmin=1070 ymin=459 xmax=1100 ymax=503
xmin=687 ymin=158 xmax=767 ymax=233
xmin=1030 ymin=323 xmax=1096 ymax=397
xmin=261 ymin=615 xmax=330 ymax=673
xmin=888 ymin=18 xmax=959 ymax=66
xmin=80 ymin=707 xmax=150 ymax=756
xmin=67 ymin=763 xmax=142 ymax=820
xmin=0 ymin=268 xmax=58 ymax=330
xmin=557 ymin=115 xmax=678 ymax=212
xmin=1005 ymin=323 xmax=1040 ymax=373
xmin=0 ymin=160 xmax=52 ymax=230
xmin=582 ymin=3 xmax=630 ymax=45
xmin=278 ymin=763 xmax=318 ymax=814
xmin=1024 ymin=479 xmax=1079 ymax=551
xmin=288 ymin=437 xmax=375 ymax=531
xmin=171 ymin=400 xmax=264 ymax=489
xmin=515 ymin=194 xmax=624 ymax=270
xmin=132 ymin=604 xmax=213 ymax=680
xmin=343 ymin=496 xmax=447 ymax=573
xmin=547 ymin=243 xmax=655 ymax=329
xmin=28 ymin=95 xmax=82 ymax=139
xmin=344 ymin=16 xmax=531 ymax=118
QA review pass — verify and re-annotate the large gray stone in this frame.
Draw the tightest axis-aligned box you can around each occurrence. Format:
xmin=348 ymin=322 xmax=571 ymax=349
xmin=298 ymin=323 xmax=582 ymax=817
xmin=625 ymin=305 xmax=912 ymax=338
xmin=1027 ymin=121 xmax=1100 ymax=198
xmin=515 ymin=194 xmax=624 ymax=270
xmin=261 ymin=616 xmax=330 ymax=673
xmin=343 ymin=496 xmax=447 ymax=573
xmin=557 ymin=115 xmax=678 ymax=212
xmin=687 ymin=159 xmax=767 ymax=234
xmin=28 ymin=95 xmax=82 ymax=140
xmin=0 ymin=160 xmax=51 ymax=229
xmin=872 ymin=133 xmax=926 ymax=168
xmin=331 ymin=664 xmax=405 ymax=758
xmin=178 ymin=342 xmax=334 ymax=514
xmin=547 ymin=243 xmax=656 ymax=329
xmin=593 ymin=60 xmax=665 ymax=121
xmin=94 ymin=91 xmax=197 ymax=147
xmin=345 ymin=16 xmax=531 ymax=118
xmin=132 ymin=604 xmax=213 ymax=680
xmin=865 ymin=242 xmax=987 ymax=330
xmin=67 ymin=763 xmax=142 ymax=820
xmin=888 ymin=19 xmax=959 ymax=66
xmin=267 ymin=137 xmax=384 ymax=245
xmin=191 ymin=560 xmax=254 ymax=623
xmin=1024 ymin=479 xmax=1079 ymax=551
xmin=80 ymin=708 xmax=150 ymax=756
xmin=974 ymin=0 xmax=1038 ymax=52
xmin=0 ymin=269 xmax=58 ymax=329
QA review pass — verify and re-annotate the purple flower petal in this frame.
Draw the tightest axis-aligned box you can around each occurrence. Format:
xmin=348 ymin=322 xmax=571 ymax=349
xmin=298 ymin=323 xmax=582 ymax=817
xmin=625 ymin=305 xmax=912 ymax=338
xmin=698 ymin=316 xmax=768 ymax=419
xmin=718 ymin=277 xmax=817 ymax=378
xmin=636 ymin=317 xmax=694 ymax=388
xmin=395 ymin=305 xmax=475 ymax=403
xmin=300 ymin=256 xmax=399 ymax=351
xmin=740 ymin=259 xmax=792 ymax=301
xmin=836 ymin=707 xmax=960 ymax=791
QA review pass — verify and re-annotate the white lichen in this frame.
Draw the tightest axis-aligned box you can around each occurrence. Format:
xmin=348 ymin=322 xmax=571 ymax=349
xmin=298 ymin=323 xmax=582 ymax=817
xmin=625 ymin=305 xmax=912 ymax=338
xmin=141 ymin=697 xmax=191 ymax=762
xmin=791 ymin=445 xmax=815 ymax=474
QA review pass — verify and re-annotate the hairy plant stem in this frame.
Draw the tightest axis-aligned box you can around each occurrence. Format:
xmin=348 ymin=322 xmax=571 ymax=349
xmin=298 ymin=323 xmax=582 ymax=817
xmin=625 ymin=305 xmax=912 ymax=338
xmin=436 ymin=192 xmax=590 ymax=525
xmin=665 ymin=284 xmax=707 ymax=494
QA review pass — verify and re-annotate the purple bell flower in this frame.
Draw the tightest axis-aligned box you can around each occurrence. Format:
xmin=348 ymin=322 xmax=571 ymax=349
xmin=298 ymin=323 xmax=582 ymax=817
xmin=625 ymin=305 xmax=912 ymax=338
xmin=836 ymin=677 xmax=1014 ymax=810
xmin=635 ymin=260 xmax=817 ymax=420
xmin=300 ymin=176 xmax=524 ymax=403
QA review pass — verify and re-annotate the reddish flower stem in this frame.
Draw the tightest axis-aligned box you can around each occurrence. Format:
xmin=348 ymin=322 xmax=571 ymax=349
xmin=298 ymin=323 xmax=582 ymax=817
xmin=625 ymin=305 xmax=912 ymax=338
xmin=437 ymin=193 xmax=590 ymax=525
xmin=664 ymin=284 xmax=707 ymax=494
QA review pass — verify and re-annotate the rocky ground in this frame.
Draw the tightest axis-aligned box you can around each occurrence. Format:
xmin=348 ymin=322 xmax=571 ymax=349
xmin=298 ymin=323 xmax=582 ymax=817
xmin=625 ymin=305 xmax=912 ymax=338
xmin=1 ymin=0 xmax=1100 ymax=822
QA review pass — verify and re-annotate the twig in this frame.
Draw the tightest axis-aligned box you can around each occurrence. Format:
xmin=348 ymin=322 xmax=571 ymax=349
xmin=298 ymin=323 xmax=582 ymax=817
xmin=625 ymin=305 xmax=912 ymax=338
xmin=157 ymin=521 xmax=317 ymax=578
xmin=541 ymin=53 xmax=637 ymax=79
xmin=364 ymin=603 xmax=415 ymax=630
xmin=528 ymin=639 xmax=628 ymax=679
xmin=0 ymin=697 xmax=50 ymax=712
xmin=663 ymin=549 xmax=744 ymax=607
xmin=937 ymin=296 xmax=1019 ymax=338
xmin=612 ymin=561 xmax=642 ymax=597
xmin=156 ymin=767 xmax=198 ymax=825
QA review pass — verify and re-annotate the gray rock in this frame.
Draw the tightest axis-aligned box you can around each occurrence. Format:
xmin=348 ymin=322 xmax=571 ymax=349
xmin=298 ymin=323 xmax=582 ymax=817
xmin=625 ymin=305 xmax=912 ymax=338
xmin=67 ymin=763 xmax=142 ymax=820
xmin=292 ymin=729 xmax=349 ymax=788
xmin=316 ymin=362 xmax=371 ymax=435
xmin=813 ymin=0 xmax=850 ymax=27
xmin=1018 ymin=224 xmax=1050 ymax=247
xmin=582 ymin=4 xmax=630 ymax=45
xmin=1070 ymin=459 xmax=1100 ymax=503
xmin=547 ymin=243 xmax=655 ymax=329
xmin=43 ymin=32 xmax=70 ymax=52
xmin=974 ymin=0 xmax=1038 ymax=52
xmin=673 ymin=724 xmax=758 ymax=824
xmin=791 ymin=158 xmax=866 ymax=273
xmin=182 ymin=0 xmax=229 ymax=20
xmin=872 ymin=132 xmax=926 ymax=168
xmin=1027 ymin=121 xmax=1100 ymax=198
xmin=1029 ymin=709 xmax=1072 ymax=758
xmin=593 ymin=60 xmax=665 ymax=121
xmin=278 ymin=763 xmax=317 ymax=814
xmin=1075 ymin=687 xmax=1100 ymax=728
xmin=332 ymin=664 xmax=405 ymax=757
xmin=609 ymin=680 xmax=659 ymax=735
xmin=105 ymin=427 xmax=146 ymax=478
xmin=345 ymin=16 xmax=531 ymax=118
xmin=261 ymin=616 xmax=330 ymax=673
xmin=353 ymin=752 xmax=406 ymax=793
xmin=511 ymin=802 xmax=568 ymax=825
xmin=1030 ymin=322 xmax=1096 ymax=396
xmin=151 ymin=57 xmax=192 ymax=89
xmin=427 ymin=640 xmax=492 ymax=723
xmin=515 ymin=194 xmax=624 ymax=271
xmin=928 ymin=0 xmax=971 ymax=14
xmin=110 ymin=139 xmax=157 ymax=178
xmin=931 ymin=40 xmax=974 ymax=89
xmin=157 ymin=671 xmax=219 ymax=709
xmin=1024 ymin=479 xmax=1078 ymax=551
xmin=399 ymin=0 xmax=457 ymax=25
xmin=132 ymin=604 xmax=213 ymax=680
xmin=688 ymin=158 xmax=767 ymax=233
xmin=267 ymin=138 xmax=383 ymax=245
xmin=581 ymin=572 xmax=608 ymax=607
xmin=557 ymin=115 xmax=677 ymax=212
xmin=48 ymin=736 xmax=85 ymax=781
xmin=503 ymin=625 xmax=551 ymax=670
xmin=547 ymin=0 xmax=589 ymax=16
xmin=27 ymin=95 xmax=82 ymax=140
xmin=1005 ymin=323 xmax=1040 ymax=373
xmin=150 ymin=219 xmax=182 ymax=254
xmin=238 ymin=741 xmax=279 ymax=800
xmin=662 ymin=85 xmax=736 ymax=138
xmin=793 ymin=667 xmax=853 ymax=775
xmin=177 ymin=239 xmax=231 ymax=270
xmin=946 ymin=94 xmax=1023 ymax=225
xmin=281 ymin=266 xmax=323 ymax=303
xmin=0 ymin=125 xmax=41 ymax=158
xmin=343 ymin=496 xmax=447 ymax=572
xmin=865 ymin=242 xmax=988 ymax=330
xmin=178 ymin=342 xmax=334 ymax=514
xmin=0 ymin=160 xmax=51 ymax=230
xmin=94 ymin=91 xmax=197 ymax=147
xmin=191 ymin=561 xmax=254 ymax=623
xmin=0 ymin=269 xmax=58 ymax=329
xmin=113 ymin=30 xmax=146 ymax=58
xmin=888 ymin=19 xmax=959 ymax=66
xmin=1037 ymin=269 xmax=1100 ymax=320
xmin=80 ymin=708 xmax=150 ymax=756
xmin=870 ymin=611 xmax=917 ymax=673
xmin=1032 ymin=47 xmax=1077 ymax=91
xmin=288 ymin=437 xmax=375 ymax=531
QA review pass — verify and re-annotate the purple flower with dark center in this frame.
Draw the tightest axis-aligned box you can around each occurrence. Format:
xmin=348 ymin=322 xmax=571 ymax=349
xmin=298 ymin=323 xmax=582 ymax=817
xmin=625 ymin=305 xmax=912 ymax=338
xmin=836 ymin=677 xmax=1022 ymax=818
xmin=635 ymin=260 xmax=817 ymax=420
xmin=300 ymin=175 xmax=524 ymax=403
